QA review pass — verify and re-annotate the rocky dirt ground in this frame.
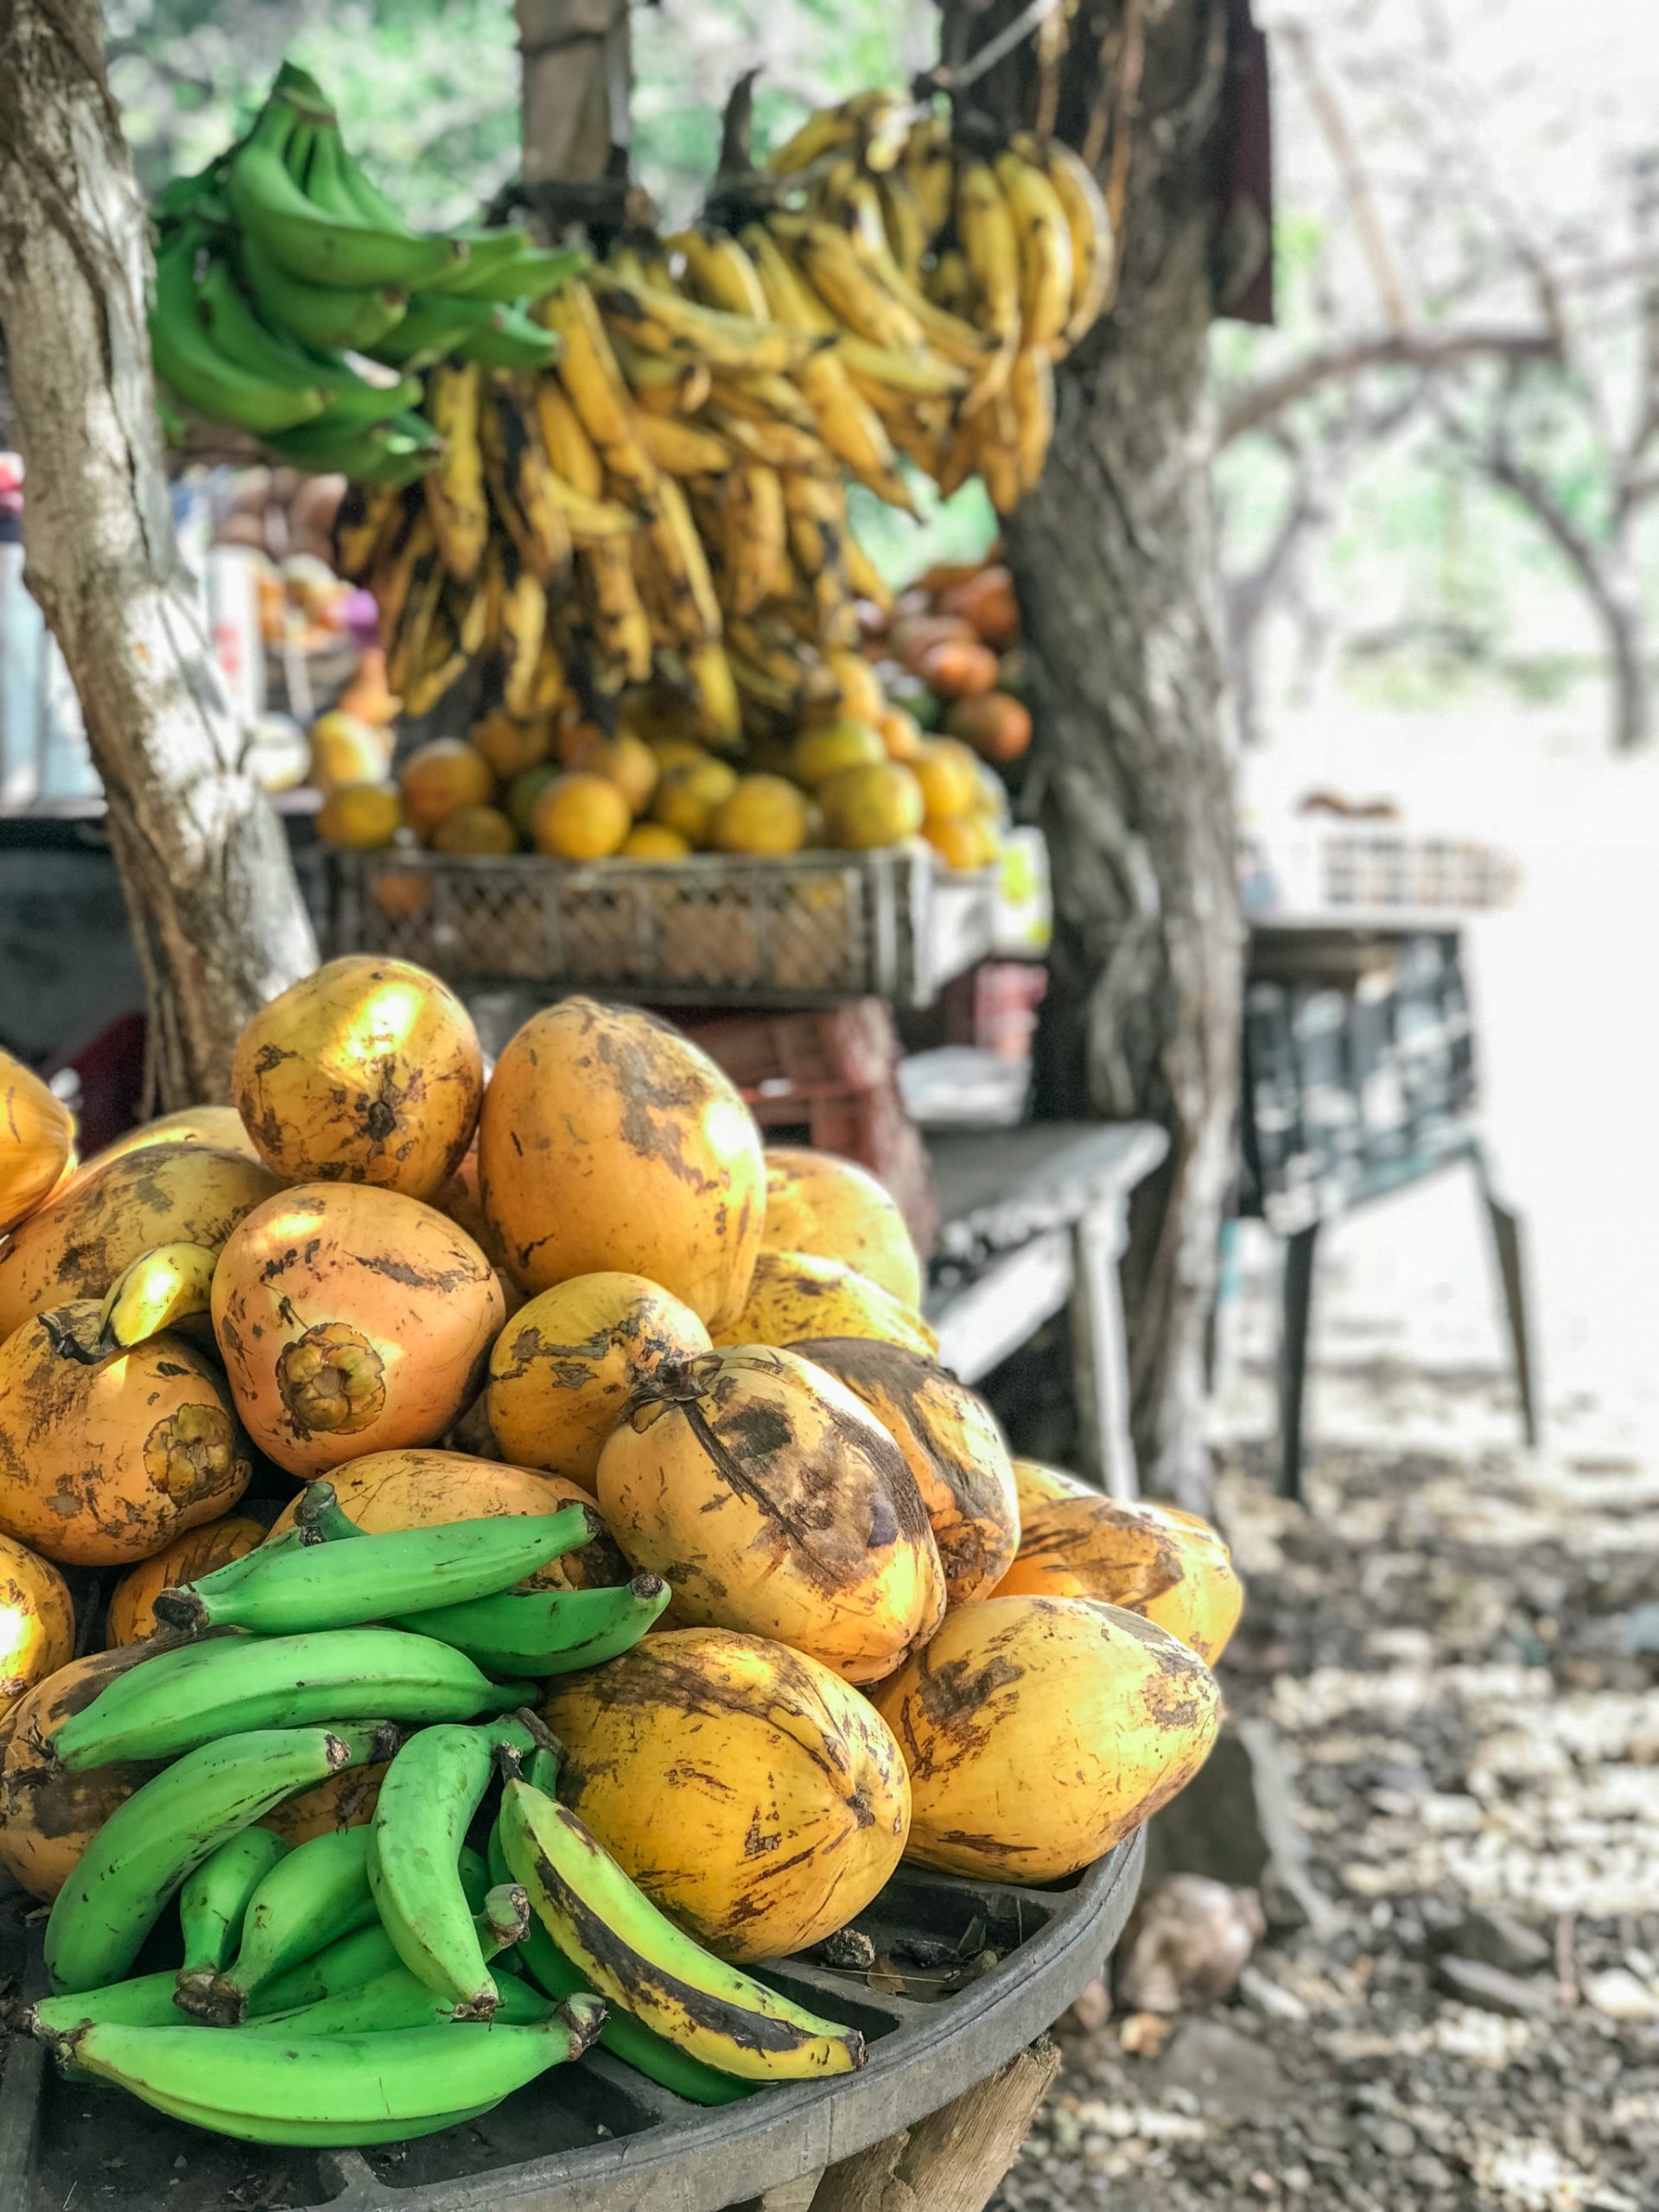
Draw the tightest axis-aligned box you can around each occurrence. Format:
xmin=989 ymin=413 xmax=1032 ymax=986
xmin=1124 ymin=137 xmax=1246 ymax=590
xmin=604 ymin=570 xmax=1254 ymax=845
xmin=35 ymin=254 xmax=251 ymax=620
xmin=993 ymin=1202 xmax=1659 ymax=2212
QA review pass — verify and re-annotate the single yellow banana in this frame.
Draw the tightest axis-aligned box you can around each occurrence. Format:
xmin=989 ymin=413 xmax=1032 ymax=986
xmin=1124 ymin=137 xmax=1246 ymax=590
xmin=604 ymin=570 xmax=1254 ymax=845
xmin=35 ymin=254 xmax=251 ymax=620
xmin=95 ymin=1242 xmax=219 ymax=1354
xmin=542 ymin=475 xmax=640 ymax=543
xmin=740 ymin=225 xmax=839 ymax=340
xmin=876 ymin=171 xmax=931 ymax=281
xmin=540 ymin=284 xmax=661 ymax=505
xmin=973 ymin=385 xmax=1024 ymax=516
xmin=670 ymin=229 xmax=771 ymax=322
xmin=684 ymin=641 xmax=743 ymax=748
xmin=593 ymin=266 xmax=825 ymax=379
xmin=451 ymin=567 xmax=491 ymax=658
xmin=579 ymin=540 xmax=654 ymax=683
xmin=333 ymin=481 xmax=405 ymax=584
xmin=957 ymin=160 xmax=1021 ymax=409
xmin=930 ymin=246 xmax=975 ymax=321
xmin=534 ymin=378 xmax=605 ymax=499
xmin=792 ymin=222 xmax=924 ymax=353
xmin=498 ymin=562 xmax=549 ymax=721
xmin=609 ymin=335 xmax=714 ymax=417
xmin=1025 ymin=132 xmax=1116 ymax=343
xmin=640 ymin=473 xmax=722 ymax=645
xmin=843 ymin=531 xmax=893 ymax=612
xmin=705 ymin=408 xmax=829 ymax=473
xmin=423 ymin=362 xmax=488 ymax=585
xmin=995 ymin=149 xmax=1074 ymax=356
xmin=481 ymin=376 xmax=572 ymax=585
xmin=401 ymin=594 xmax=468 ymax=719
xmin=381 ymin=517 xmax=445 ymax=696
xmin=635 ymin=413 xmax=737 ymax=478
xmin=531 ymin=632 xmax=568 ymax=718
xmin=709 ymin=371 xmax=820 ymax=435
xmin=834 ymin=331 xmax=967 ymax=398
xmin=902 ymin=114 xmax=957 ymax=244
xmin=766 ymin=90 xmax=906 ymax=180
xmin=721 ymin=464 xmax=789 ymax=617
xmin=1009 ymin=345 xmax=1056 ymax=493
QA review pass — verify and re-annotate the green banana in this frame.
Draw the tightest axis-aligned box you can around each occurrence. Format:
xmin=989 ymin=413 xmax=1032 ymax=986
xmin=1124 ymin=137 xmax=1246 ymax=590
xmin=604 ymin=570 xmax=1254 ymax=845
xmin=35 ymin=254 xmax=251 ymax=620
xmin=45 ymin=1725 xmax=382 ymax=1995
xmin=240 ymin=232 xmax=408 ymax=351
xmin=149 ymin=236 xmax=332 ymax=434
xmin=227 ymin=99 xmax=466 ymax=294
xmin=498 ymin=1770 xmax=865 ymax=2082
xmin=485 ymin=1821 xmax=753 ymax=2106
xmin=440 ymin=243 xmax=588 ymax=304
xmin=367 ymin=292 xmax=535 ymax=367
xmin=154 ymin=1503 xmax=597 ymax=1635
xmin=451 ymin=302 xmax=562 ymax=370
xmin=402 ymin=1572 xmax=670 ymax=1675
xmin=244 ymin=1885 xmax=540 ymax=2037
xmin=52 ymin=1628 xmax=523 ymax=1771
xmin=191 ymin=245 xmax=346 ymax=396
xmin=261 ymin=409 xmax=441 ymax=480
xmin=32 ymin=1970 xmax=188 ymax=2036
xmin=369 ymin=1719 xmax=534 ymax=2019
xmin=177 ymin=1825 xmax=381 ymax=2024
xmin=55 ymin=2004 xmax=607 ymax=2149
xmin=179 ymin=1827 xmax=289 ymax=1976
xmin=251 ymin=1920 xmax=404 ymax=2015
xmin=309 ymin=120 xmax=416 ymax=237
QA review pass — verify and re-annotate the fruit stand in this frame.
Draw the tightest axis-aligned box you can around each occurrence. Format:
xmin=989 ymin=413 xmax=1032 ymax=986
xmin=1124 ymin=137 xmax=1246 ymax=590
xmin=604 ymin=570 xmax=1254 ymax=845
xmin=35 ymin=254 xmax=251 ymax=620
xmin=0 ymin=1840 xmax=1143 ymax=2211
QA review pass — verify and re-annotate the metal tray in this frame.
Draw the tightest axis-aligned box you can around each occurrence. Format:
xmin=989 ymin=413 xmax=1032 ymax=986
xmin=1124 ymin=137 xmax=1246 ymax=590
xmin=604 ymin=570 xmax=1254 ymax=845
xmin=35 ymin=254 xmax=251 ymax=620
xmin=317 ymin=846 xmax=998 ymax=1009
xmin=0 ymin=1834 xmax=1141 ymax=2212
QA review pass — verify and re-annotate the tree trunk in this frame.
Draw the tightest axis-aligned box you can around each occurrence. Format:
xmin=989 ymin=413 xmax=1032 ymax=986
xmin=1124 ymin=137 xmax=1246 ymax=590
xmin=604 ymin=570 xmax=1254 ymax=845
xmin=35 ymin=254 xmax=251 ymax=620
xmin=0 ymin=0 xmax=316 ymax=1108
xmin=516 ymin=0 xmax=631 ymax=186
xmin=950 ymin=0 xmax=1243 ymax=1506
xmin=1592 ymin=546 xmax=1651 ymax=753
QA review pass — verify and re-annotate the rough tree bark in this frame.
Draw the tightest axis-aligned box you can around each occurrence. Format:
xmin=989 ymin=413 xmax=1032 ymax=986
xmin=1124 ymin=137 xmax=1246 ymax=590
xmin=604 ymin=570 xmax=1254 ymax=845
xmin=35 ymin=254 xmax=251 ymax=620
xmin=516 ymin=0 xmax=631 ymax=187
xmin=945 ymin=0 xmax=1243 ymax=1506
xmin=0 ymin=0 xmax=316 ymax=1107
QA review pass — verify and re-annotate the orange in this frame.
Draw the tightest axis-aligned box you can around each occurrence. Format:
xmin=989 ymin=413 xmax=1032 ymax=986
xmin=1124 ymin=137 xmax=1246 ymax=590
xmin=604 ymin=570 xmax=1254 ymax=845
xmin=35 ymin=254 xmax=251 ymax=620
xmin=792 ymin=719 xmax=886 ymax=789
xmin=651 ymin=758 xmax=738 ymax=845
xmin=532 ymin=772 xmax=632 ymax=861
xmin=818 ymin=762 xmax=925 ymax=851
xmin=620 ymin=823 xmax=693 ymax=861
xmin=568 ymin=729 xmax=659 ymax=815
xmin=709 ymin=775 xmax=810 ymax=856
xmin=399 ymin=740 xmax=495 ymax=836
xmin=430 ymin=804 xmax=518 ymax=855
xmin=471 ymin=713 xmax=551 ymax=781
xmin=912 ymin=737 xmax=982 ymax=822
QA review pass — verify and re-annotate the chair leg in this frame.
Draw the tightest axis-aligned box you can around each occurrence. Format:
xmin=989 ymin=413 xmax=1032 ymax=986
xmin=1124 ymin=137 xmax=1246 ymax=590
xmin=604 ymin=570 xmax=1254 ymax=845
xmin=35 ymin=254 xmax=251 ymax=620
xmin=1278 ymin=1224 xmax=1319 ymax=1503
xmin=1474 ymin=1154 xmax=1539 ymax=1448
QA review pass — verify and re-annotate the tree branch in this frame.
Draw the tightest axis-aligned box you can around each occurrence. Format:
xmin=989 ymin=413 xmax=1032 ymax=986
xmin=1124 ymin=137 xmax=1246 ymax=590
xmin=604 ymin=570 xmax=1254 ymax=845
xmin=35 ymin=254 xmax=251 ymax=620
xmin=1216 ymin=326 xmax=1557 ymax=446
xmin=1279 ymin=18 xmax=1412 ymax=334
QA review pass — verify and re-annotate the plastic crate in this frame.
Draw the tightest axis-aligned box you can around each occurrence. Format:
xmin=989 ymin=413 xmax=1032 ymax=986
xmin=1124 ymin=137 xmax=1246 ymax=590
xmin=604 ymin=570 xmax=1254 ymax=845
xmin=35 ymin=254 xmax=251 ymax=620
xmin=320 ymin=848 xmax=997 ymax=1011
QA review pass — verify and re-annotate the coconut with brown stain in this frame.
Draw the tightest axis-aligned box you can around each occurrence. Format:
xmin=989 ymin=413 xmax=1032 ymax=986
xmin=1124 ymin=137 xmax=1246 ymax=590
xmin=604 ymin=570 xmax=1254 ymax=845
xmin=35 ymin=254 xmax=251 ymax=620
xmin=486 ymin=1271 xmax=713 ymax=1491
xmin=714 ymin=1250 xmax=938 ymax=1360
xmin=596 ymin=1344 xmax=946 ymax=1684
xmin=1009 ymin=1457 xmax=1095 ymax=1518
xmin=263 ymin=1448 xmax=628 ymax=1592
xmin=260 ymin=1759 xmax=391 ymax=1847
xmin=233 ymin=956 xmax=483 ymax=1201
xmin=791 ymin=1338 xmax=1019 ymax=1605
xmin=0 ymin=1144 xmax=283 ymax=1342
xmin=0 ymin=1644 xmax=168 ymax=1898
xmin=0 ymin=1533 xmax=74 ymax=1738
xmin=0 ymin=1050 xmax=74 ymax=1237
xmin=870 ymin=1593 xmax=1221 ymax=1883
xmin=212 ymin=1185 xmax=505 ymax=1478
xmin=478 ymin=998 xmax=764 ymax=1330
xmin=761 ymin=1149 xmax=924 ymax=1306
xmin=995 ymin=1494 xmax=1244 ymax=1663
xmin=547 ymin=1626 xmax=911 ymax=1963
xmin=0 ymin=1303 xmax=251 ymax=1567
xmin=105 ymin=1515 xmax=266 ymax=1646
xmin=70 ymin=1104 xmax=261 ymax=1187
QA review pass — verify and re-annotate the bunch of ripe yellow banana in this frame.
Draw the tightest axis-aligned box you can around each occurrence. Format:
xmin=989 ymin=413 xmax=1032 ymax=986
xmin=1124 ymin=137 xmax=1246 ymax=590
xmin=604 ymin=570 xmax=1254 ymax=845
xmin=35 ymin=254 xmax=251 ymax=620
xmin=335 ymin=95 xmax=1113 ymax=735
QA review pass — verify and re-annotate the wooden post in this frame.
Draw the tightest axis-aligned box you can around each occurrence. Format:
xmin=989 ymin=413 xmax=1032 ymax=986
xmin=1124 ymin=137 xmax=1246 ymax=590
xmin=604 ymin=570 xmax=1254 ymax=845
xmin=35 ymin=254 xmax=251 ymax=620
xmin=0 ymin=0 xmax=319 ymax=1108
xmin=807 ymin=2037 xmax=1062 ymax=2212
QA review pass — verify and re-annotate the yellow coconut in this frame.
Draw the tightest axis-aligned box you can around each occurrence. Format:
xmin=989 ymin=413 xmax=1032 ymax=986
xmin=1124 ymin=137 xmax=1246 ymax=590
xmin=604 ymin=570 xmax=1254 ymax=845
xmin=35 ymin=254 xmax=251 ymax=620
xmin=486 ymin=1272 xmax=713 ymax=1491
xmin=0 ymin=1304 xmax=251 ymax=1566
xmin=75 ymin=1105 xmax=262 ymax=1181
xmin=264 ymin=1450 xmax=627 ymax=1592
xmin=1010 ymin=1459 xmax=1095 ymax=1518
xmin=596 ymin=1345 xmax=946 ymax=1683
xmin=995 ymin=1496 xmax=1244 ymax=1663
xmin=0 ymin=1646 xmax=167 ymax=1898
xmin=870 ymin=1595 xmax=1221 ymax=1883
xmin=548 ymin=1627 xmax=911 ymax=1963
xmin=714 ymin=1250 xmax=937 ymax=1359
xmin=232 ymin=955 xmax=483 ymax=1201
xmin=429 ymin=1147 xmax=505 ymax=1267
xmin=0 ymin=1052 xmax=73 ymax=1236
xmin=761 ymin=1150 xmax=924 ymax=1307
xmin=791 ymin=1339 xmax=1018 ymax=1605
xmin=0 ymin=1535 xmax=75 ymax=1732
xmin=0 ymin=1144 xmax=283 ymax=1342
xmin=478 ymin=998 xmax=765 ymax=1331
xmin=212 ymin=1185 xmax=505 ymax=1478
xmin=104 ymin=1516 xmax=266 ymax=1646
